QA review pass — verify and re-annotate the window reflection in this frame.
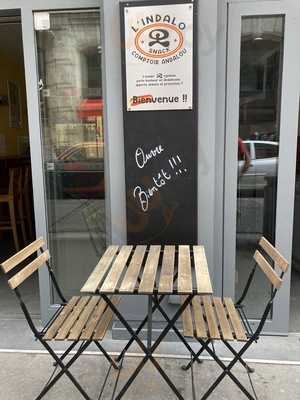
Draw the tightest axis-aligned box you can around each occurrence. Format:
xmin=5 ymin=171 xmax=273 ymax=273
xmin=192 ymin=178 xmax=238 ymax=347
xmin=36 ymin=11 xmax=105 ymax=300
xmin=235 ymin=16 xmax=284 ymax=319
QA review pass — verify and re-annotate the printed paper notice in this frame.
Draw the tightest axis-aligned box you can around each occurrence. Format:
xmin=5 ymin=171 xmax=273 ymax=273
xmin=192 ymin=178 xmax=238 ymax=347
xmin=34 ymin=12 xmax=50 ymax=31
xmin=124 ymin=3 xmax=193 ymax=111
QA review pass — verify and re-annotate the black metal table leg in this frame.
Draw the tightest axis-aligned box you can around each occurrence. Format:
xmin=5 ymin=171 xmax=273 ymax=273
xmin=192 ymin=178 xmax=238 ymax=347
xmin=101 ymin=293 xmax=193 ymax=400
xmin=147 ymin=295 xmax=152 ymax=350
xmin=153 ymin=294 xmax=202 ymax=364
xmin=115 ymin=293 xmax=165 ymax=363
xmin=116 ymin=272 xmax=179 ymax=363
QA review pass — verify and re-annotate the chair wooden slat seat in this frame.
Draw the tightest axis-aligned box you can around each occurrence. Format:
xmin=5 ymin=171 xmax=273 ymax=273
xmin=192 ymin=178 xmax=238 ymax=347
xmin=192 ymin=297 xmax=207 ymax=338
xmin=93 ymin=297 xmax=120 ymax=341
xmin=44 ymin=296 xmax=120 ymax=341
xmin=182 ymin=296 xmax=247 ymax=342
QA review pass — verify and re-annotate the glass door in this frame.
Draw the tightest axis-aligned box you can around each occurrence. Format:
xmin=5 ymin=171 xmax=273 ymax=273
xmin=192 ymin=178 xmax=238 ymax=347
xmin=224 ymin=2 xmax=299 ymax=333
xmin=35 ymin=9 xmax=106 ymax=300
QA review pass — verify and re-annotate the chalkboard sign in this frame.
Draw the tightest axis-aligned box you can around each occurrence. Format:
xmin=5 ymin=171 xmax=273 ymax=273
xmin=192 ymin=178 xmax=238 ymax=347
xmin=120 ymin=0 xmax=198 ymax=244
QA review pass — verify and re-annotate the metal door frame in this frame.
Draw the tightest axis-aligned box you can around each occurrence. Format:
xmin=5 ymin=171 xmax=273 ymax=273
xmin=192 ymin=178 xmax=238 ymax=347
xmin=0 ymin=0 xmax=127 ymax=322
xmin=0 ymin=0 xmax=219 ymax=325
xmin=223 ymin=0 xmax=300 ymax=334
xmin=4 ymin=0 xmax=298 ymax=332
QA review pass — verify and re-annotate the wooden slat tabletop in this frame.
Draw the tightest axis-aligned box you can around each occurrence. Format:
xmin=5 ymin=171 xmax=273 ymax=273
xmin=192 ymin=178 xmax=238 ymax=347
xmin=138 ymin=245 xmax=161 ymax=294
xmin=100 ymin=246 xmax=133 ymax=293
xmin=158 ymin=245 xmax=175 ymax=294
xmin=81 ymin=245 xmax=213 ymax=296
xmin=178 ymin=245 xmax=193 ymax=294
xmin=81 ymin=246 xmax=119 ymax=293
xmin=119 ymin=245 xmax=147 ymax=293
xmin=193 ymin=246 xmax=213 ymax=294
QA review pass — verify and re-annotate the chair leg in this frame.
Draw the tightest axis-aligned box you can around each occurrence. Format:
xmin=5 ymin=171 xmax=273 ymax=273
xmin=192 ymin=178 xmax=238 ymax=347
xmin=197 ymin=338 xmax=256 ymax=400
xmin=52 ymin=341 xmax=78 ymax=366
xmin=94 ymin=341 xmax=119 ymax=370
xmin=181 ymin=339 xmax=211 ymax=371
xmin=222 ymin=340 xmax=255 ymax=373
xmin=36 ymin=340 xmax=92 ymax=400
xmin=8 ymin=199 xmax=19 ymax=251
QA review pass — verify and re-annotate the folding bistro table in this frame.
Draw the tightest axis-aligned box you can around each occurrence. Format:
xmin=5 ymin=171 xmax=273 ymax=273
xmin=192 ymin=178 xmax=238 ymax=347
xmin=81 ymin=245 xmax=213 ymax=400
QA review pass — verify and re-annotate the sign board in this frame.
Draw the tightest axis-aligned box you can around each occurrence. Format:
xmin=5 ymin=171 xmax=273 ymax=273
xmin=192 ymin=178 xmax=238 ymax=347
xmin=124 ymin=2 xmax=193 ymax=111
xmin=121 ymin=0 xmax=197 ymax=245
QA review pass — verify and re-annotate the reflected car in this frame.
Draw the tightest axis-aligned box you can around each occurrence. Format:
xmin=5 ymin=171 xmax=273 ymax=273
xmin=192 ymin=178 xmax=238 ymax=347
xmin=51 ymin=142 xmax=105 ymax=199
xmin=238 ymin=140 xmax=279 ymax=193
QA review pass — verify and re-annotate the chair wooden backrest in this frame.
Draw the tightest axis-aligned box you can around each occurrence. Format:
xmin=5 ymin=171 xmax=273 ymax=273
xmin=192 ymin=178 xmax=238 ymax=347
xmin=7 ymin=167 xmax=22 ymax=199
xmin=8 ymin=168 xmax=15 ymax=198
xmin=259 ymin=236 xmax=289 ymax=272
xmin=253 ymin=236 xmax=289 ymax=290
xmin=23 ymin=166 xmax=29 ymax=194
xmin=234 ymin=237 xmax=290 ymax=338
xmin=1 ymin=237 xmax=49 ymax=290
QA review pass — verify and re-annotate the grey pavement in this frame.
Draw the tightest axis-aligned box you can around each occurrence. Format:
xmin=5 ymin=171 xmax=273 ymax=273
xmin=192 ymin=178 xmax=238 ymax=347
xmin=1 ymin=317 xmax=300 ymax=399
xmin=1 ymin=318 xmax=300 ymax=363
xmin=1 ymin=352 xmax=300 ymax=400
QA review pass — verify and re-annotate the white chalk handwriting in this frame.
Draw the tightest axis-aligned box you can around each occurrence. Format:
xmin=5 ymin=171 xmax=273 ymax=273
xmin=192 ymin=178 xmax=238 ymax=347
xmin=168 ymin=155 xmax=187 ymax=175
xmin=133 ymin=146 xmax=188 ymax=212
xmin=135 ymin=144 xmax=164 ymax=169
xmin=133 ymin=169 xmax=171 ymax=212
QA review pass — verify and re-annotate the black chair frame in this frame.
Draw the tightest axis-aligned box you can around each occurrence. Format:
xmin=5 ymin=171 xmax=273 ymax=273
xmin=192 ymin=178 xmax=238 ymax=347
xmin=4 ymin=245 xmax=119 ymax=400
xmin=182 ymin=245 xmax=287 ymax=400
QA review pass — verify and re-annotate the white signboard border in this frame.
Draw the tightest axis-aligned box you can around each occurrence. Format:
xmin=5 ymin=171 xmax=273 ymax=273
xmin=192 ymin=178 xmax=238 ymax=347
xmin=123 ymin=1 xmax=194 ymax=112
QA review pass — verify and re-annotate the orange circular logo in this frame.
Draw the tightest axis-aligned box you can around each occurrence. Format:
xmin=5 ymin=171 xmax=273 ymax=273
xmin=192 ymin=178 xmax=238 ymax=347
xmin=135 ymin=23 xmax=184 ymax=59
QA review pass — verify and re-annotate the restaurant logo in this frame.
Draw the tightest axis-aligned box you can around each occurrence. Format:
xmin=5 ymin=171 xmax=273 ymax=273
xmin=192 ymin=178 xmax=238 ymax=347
xmin=135 ymin=23 xmax=184 ymax=59
xmin=125 ymin=5 xmax=193 ymax=111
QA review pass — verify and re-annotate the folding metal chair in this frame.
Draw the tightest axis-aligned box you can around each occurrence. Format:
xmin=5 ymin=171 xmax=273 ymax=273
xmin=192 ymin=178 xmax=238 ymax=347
xmin=0 ymin=237 xmax=119 ymax=400
xmin=181 ymin=236 xmax=289 ymax=400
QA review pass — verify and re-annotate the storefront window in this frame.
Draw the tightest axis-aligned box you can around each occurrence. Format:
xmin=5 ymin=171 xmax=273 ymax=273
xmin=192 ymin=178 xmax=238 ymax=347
xmin=235 ymin=15 xmax=284 ymax=318
xmin=36 ymin=10 xmax=105 ymax=300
